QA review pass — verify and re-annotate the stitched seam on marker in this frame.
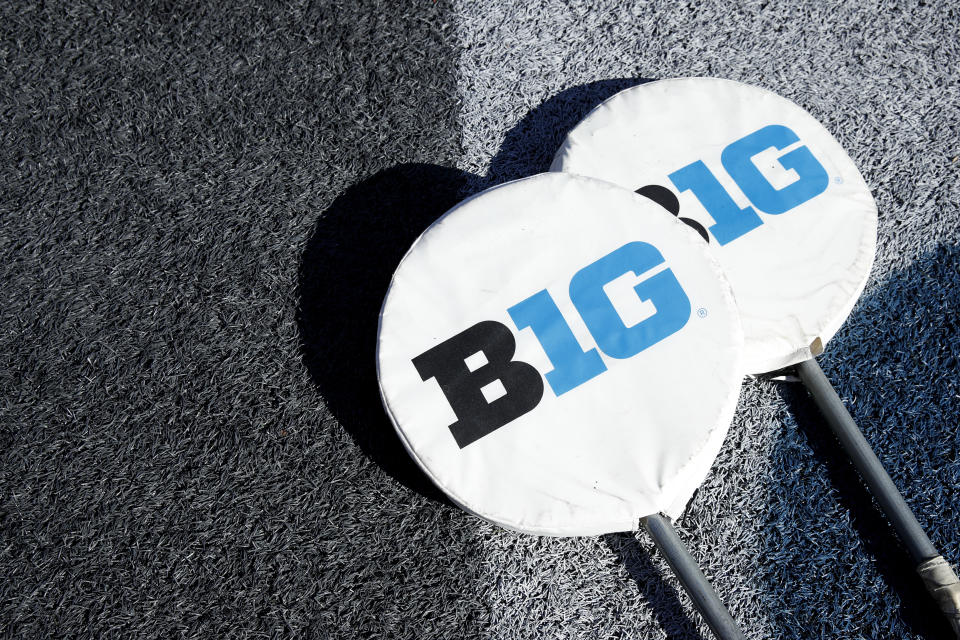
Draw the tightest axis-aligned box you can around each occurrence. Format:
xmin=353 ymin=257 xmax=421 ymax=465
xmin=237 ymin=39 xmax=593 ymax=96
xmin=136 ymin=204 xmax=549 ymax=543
xmin=635 ymin=189 xmax=746 ymax=519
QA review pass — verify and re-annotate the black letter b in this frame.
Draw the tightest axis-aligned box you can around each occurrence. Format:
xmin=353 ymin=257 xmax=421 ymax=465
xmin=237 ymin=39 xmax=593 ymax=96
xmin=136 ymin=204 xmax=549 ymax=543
xmin=412 ymin=321 xmax=544 ymax=448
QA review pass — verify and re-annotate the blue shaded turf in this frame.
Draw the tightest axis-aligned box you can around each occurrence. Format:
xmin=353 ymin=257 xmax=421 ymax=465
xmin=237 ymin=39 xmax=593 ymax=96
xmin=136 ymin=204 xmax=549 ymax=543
xmin=761 ymin=245 xmax=960 ymax=639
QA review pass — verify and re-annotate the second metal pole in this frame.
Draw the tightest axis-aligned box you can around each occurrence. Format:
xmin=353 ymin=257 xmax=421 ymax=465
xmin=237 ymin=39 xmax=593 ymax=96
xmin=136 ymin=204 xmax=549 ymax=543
xmin=795 ymin=357 xmax=937 ymax=562
xmin=796 ymin=357 xmax=960 ymax=637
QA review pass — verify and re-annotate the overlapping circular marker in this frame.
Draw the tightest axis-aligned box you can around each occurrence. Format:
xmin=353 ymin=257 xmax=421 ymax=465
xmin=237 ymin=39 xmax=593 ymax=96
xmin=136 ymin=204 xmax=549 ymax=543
xmin=552 ymin=77 xmax=878 ymax=374
xmin=377 ymin=172 xmax=744 ymax=536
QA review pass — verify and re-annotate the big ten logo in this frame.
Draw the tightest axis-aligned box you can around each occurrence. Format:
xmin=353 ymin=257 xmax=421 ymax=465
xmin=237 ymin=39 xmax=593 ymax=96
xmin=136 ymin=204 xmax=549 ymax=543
xmin=639 ymin=124 xmax=830 ymax=245
xmin=412 ymin=242 xmax=691 ymax=449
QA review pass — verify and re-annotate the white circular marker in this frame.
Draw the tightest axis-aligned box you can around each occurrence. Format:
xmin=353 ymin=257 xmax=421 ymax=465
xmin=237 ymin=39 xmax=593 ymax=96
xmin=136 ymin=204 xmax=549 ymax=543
xmin=552 ymin=77 xmax=878 ymax=373
xmin=377 ymin=173 xmax=743 ymax=536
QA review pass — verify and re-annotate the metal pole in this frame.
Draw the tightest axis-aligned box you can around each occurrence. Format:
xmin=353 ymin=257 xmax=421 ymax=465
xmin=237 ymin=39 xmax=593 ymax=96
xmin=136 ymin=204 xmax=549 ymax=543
xmin=796 ymin=357 xmax=960 ymax=636
xmin=643 ymin=514 xmax=747 ymax=640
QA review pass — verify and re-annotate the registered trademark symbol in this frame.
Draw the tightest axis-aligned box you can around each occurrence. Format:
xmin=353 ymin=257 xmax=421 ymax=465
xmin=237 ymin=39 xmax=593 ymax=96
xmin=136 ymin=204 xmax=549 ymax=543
xmin=697 ymin=308 xmax=708 ymax=318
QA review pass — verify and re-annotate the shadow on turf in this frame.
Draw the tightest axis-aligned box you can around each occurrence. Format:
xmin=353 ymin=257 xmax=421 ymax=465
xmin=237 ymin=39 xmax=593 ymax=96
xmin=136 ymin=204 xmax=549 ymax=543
xmin=771 ymin=244 xmax=960 ymax=640
xmin=483 ymin=76 xmax=652 ymax=187
xmin=297 ymin=163 xmax=471 ymax=503
xmin=605 ymin=532 xmax=707 ymax=639
xmin=296 ymin=78 xmax=651 ymax=502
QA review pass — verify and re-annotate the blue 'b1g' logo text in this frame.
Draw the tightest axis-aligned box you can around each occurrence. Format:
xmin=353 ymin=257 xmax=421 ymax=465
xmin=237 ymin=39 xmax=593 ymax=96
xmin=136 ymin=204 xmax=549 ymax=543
xmin=664 ymin=124 xmax=829 ymax=245
xmin=412 ymin=241 xmax=689 ymax=448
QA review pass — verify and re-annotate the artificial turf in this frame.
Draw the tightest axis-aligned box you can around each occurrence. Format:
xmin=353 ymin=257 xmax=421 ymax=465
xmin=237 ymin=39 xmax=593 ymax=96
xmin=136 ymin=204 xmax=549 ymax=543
xmin=2 ymin=1 xmax=958 ymax=638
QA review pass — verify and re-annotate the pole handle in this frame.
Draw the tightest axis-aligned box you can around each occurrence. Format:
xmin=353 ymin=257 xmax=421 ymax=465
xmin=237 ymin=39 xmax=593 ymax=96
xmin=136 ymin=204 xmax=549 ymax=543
xmin=918 ymin=556 xmax=960 ymax=638
xmin=796 ymin=354 xmax=960 ymax=637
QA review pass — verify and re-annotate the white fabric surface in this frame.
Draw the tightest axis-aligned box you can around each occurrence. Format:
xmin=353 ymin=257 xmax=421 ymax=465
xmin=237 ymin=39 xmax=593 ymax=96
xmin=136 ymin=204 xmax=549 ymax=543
xmin=378 ymin=173 xmax=743 ymax=535
xmin=552 ymin=78 xmax=878 ymax=373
